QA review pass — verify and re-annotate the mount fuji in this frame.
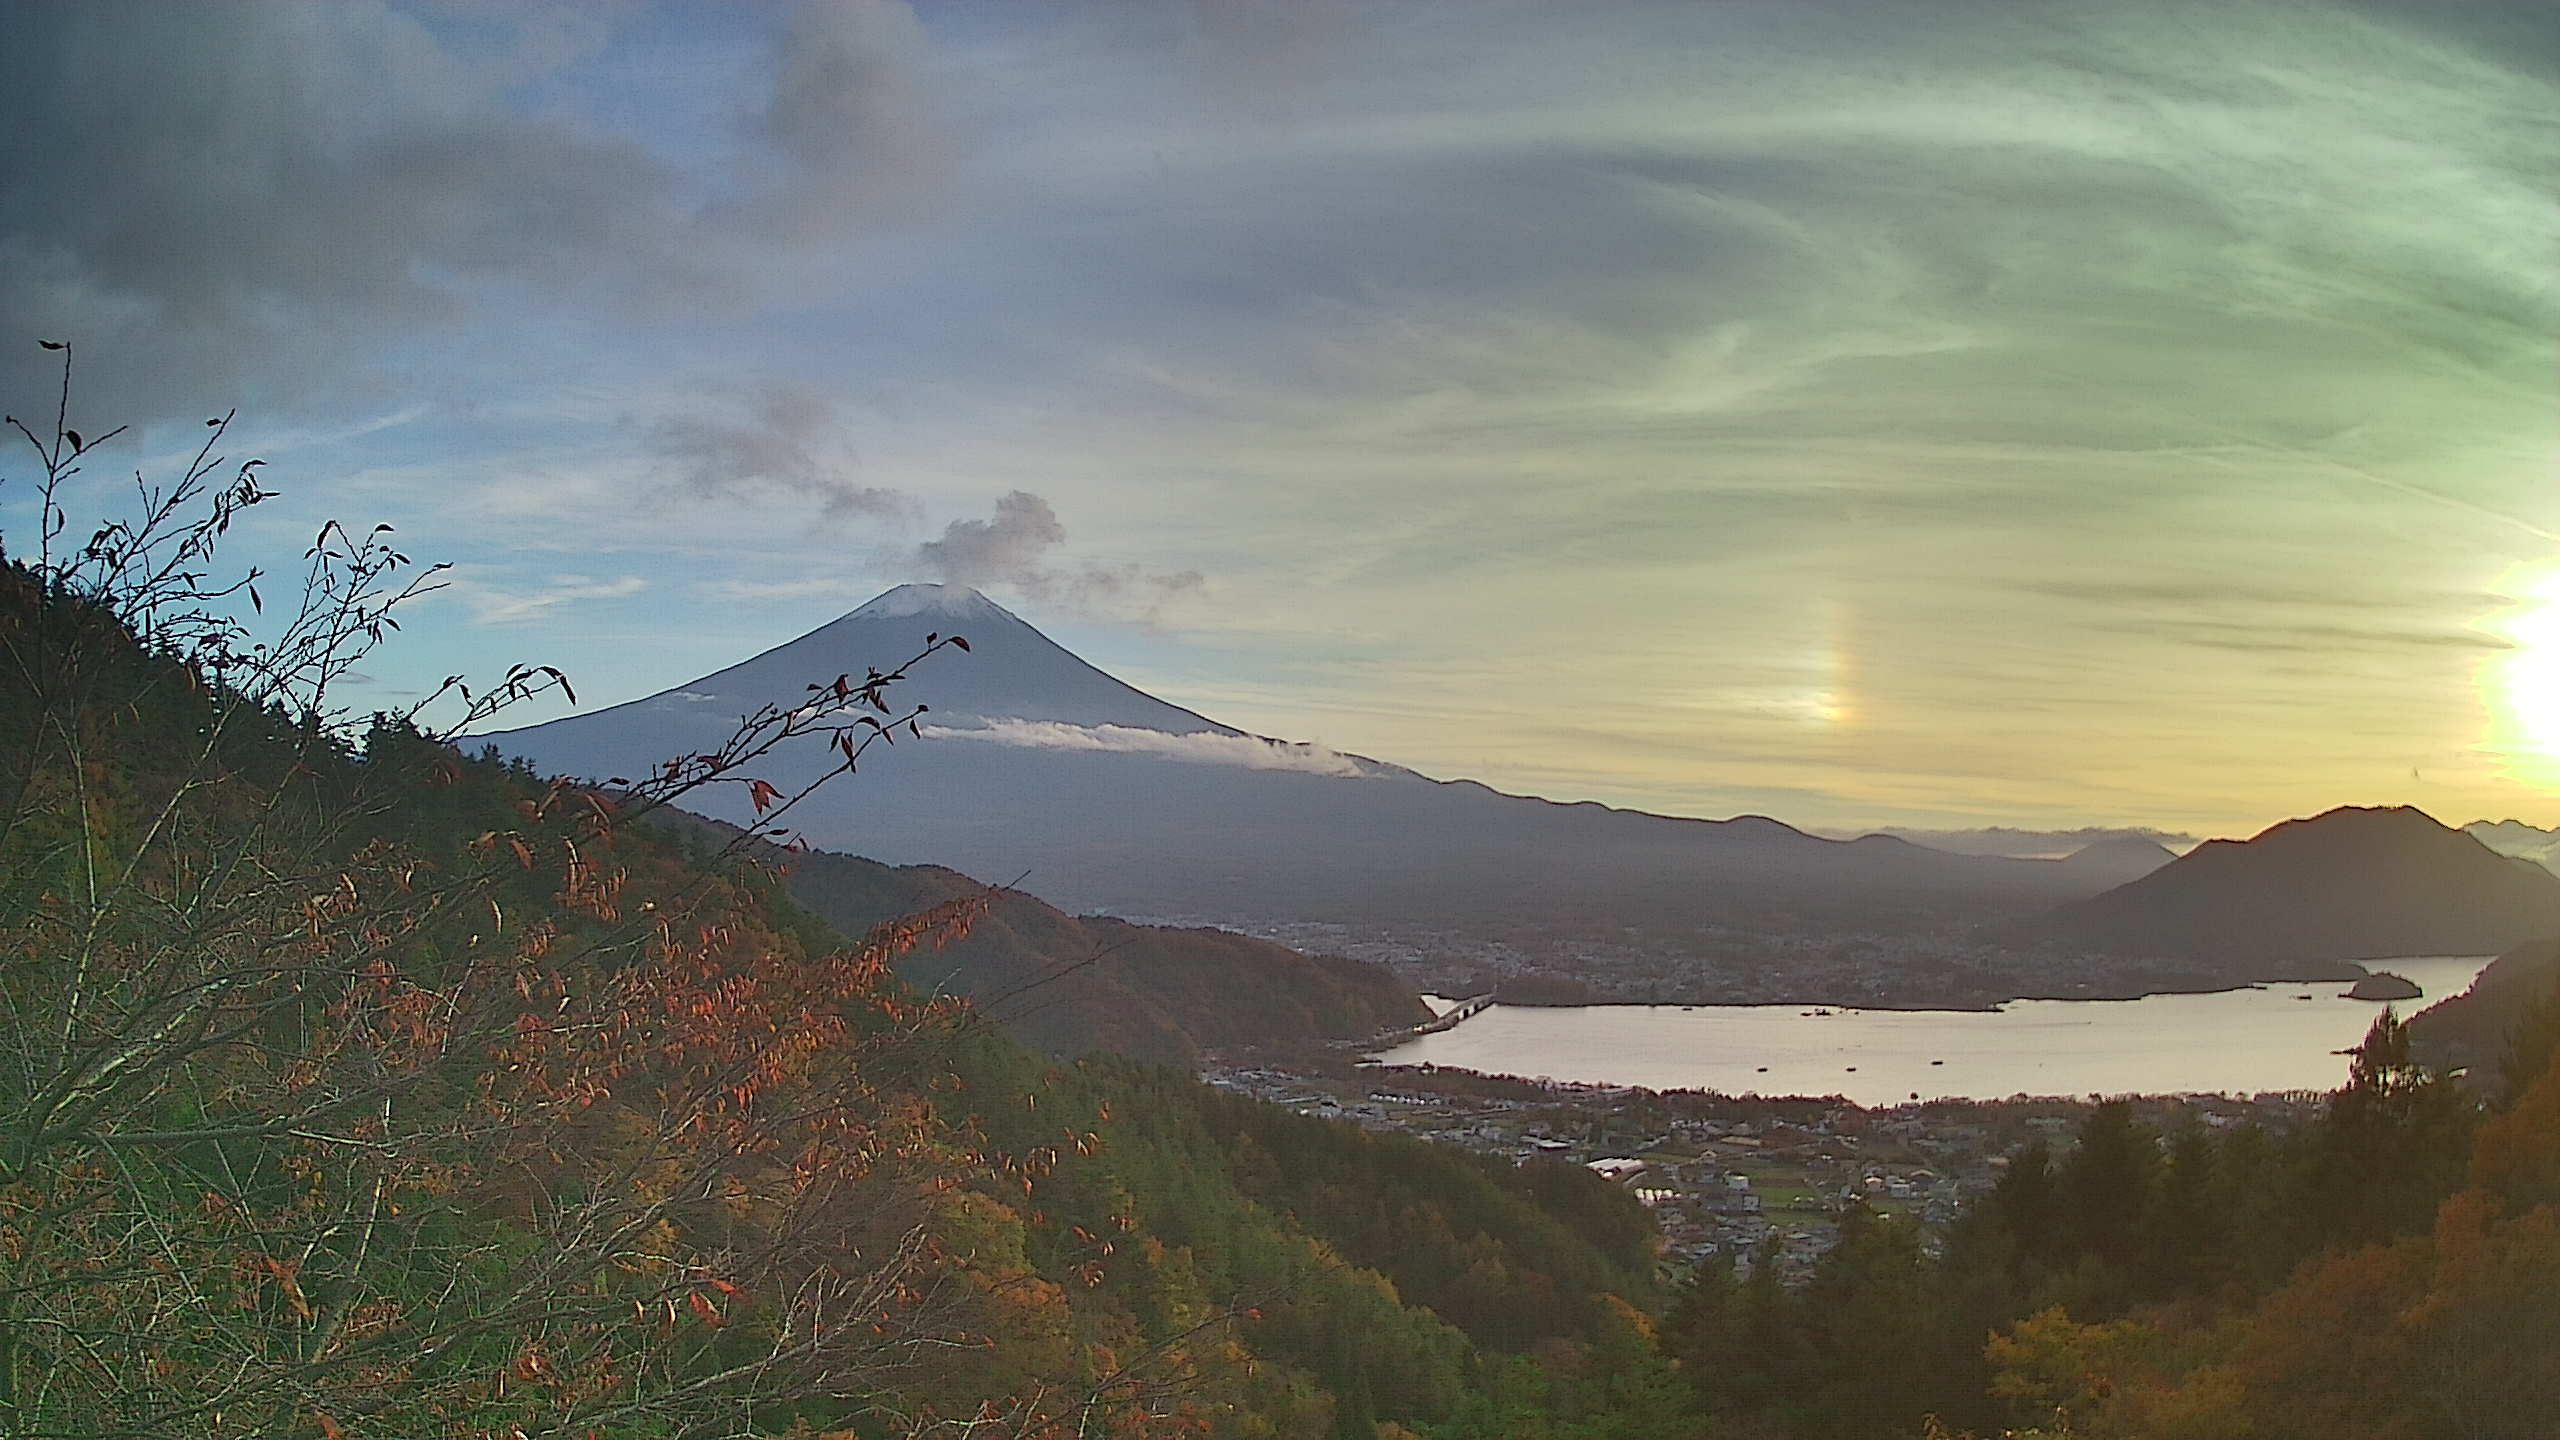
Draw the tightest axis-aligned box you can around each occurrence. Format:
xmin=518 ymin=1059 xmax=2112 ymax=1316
xmin=487 ymin=584 xmax=2118 ymax=996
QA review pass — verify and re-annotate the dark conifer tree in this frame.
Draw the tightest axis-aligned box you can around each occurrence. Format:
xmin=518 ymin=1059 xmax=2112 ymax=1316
xmin=1989 ymin=1138 xmax=2058 ymax=1268
xmin=2138 ymin=1122 xmax=2223 ymax=1298
xmin=2297 ymin=1009 xmax=2477 ymax=1250
xmin=2058 ymin=1101 xmax=2160 ymax=1279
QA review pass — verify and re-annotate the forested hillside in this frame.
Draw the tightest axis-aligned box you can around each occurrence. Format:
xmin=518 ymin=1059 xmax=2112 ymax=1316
xmin=2410 ymin=936 xmax=2560 ymax=1096
xmin=1651 ymin=1005 xmax=2560 ymax=1439
xmin=0 ymin=408 xmax=1659 ymax=1437
xmin=690 ymin=834 xmax=1429 ymax=1062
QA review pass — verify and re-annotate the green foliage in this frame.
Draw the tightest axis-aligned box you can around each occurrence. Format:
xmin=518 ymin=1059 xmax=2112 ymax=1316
xmin=2058 ymin=1102 xmax=2161 ymax=1274
xmin=925 ymin=1047 xmax=1670 ymax=1434
xmin=1660 ymin=1208 xmax=1976 ymax=1440
xmin=2289 ymin=1009 xmax=2480 ymax=1252
xmin=2499 ymin=974 xmax=2560 ymax=1110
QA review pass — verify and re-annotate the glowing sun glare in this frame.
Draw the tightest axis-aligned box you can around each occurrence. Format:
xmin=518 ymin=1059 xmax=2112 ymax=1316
xmin=2493 ymin=568 xmax=2560 ymax=785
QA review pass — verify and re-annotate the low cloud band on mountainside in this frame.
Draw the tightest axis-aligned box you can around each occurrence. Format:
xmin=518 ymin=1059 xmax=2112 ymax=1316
xmin=920 ymin=718 xmax=1385 ymax=779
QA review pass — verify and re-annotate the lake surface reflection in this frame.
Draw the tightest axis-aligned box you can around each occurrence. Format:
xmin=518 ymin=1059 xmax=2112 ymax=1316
xmin=1375 ymin=955 xmax=2493 ymax=1105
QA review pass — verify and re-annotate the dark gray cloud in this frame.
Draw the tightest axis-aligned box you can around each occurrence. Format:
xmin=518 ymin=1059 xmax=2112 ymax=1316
xmin=0 ymin=0 xmax=957 ymax=425
xmin=0 ymin=4 xmax=707 ymax=422
xmin=652 ymin=382 xmax=908 ymax=520
xmin=749 ymin=0 xmax=949 ymax=228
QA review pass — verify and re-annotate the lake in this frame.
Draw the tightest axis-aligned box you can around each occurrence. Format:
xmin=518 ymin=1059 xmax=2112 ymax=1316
xmin=1376 ymin=955 xmax=2493 ymax=1106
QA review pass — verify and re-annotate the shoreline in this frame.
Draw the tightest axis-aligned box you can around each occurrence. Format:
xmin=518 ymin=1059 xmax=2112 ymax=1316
xmin=1360 ymin=955 xmax=2494 ymax=1103
xmin=1435 ymin=957 xmax=2427 ymax=1021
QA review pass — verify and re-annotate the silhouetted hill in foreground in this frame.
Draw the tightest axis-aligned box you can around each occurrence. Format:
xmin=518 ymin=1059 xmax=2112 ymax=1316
xmin=770 ymin=844 xmax=1430 ymax=1061
xmin=2011 ymin=805 xmax=2560 ymax=971
xmin=654 ymin=811 xmax=1426 ymax=1060
xmin=2410 ymin=936 xmax=2560 ymax=1083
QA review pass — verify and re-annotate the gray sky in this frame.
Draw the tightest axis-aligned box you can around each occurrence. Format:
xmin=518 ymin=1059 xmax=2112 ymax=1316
xmin=4 ymin=0 xmax=2556 ymax=836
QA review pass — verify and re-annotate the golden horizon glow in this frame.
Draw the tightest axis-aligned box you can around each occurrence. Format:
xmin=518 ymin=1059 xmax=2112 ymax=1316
xmin=2489 ymin=564 xmax=2560 ymax=789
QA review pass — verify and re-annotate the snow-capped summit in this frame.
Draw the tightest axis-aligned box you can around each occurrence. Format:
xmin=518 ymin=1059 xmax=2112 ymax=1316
xmin=495 ymin=582 xmax=1234 ymax=753
xmin=845 ymin=583 xmax=1019 ymax=623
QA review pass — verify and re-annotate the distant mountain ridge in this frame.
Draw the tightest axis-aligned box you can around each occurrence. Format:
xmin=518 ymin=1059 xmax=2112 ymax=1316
xmin=2463 ymin=818 xmax=2560 ymax=875
xmin=2012 ymin=806 xmax=2560 ymax=971
xmin=1866 ymin=825 xmax=2195 ymax=860
xmin=2055 ymin=834 xmax=2180 ymax=886
xmin=489 ymin=585 xmax=2192 ymax=997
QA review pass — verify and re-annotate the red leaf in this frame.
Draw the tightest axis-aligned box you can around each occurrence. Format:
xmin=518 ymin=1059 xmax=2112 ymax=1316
xmin=748 ymin=779 xmax=781 ymax=815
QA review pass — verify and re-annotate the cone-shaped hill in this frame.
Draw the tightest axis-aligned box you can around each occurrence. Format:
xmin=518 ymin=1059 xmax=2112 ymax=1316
xmin=2056 ymin=834 xmax=2179 ymax=887
xmin=2011 ymin=806 xmax=2560 ymax=969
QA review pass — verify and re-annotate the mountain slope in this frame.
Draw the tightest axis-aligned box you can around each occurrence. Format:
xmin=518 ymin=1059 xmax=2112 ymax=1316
xmin=2408 ymin=936 xmax=2560 ymax=1084
xmin=548 ymin=583 xmax=1237 ymax=742
xmin=741 ymin=837 xmax=1430 ymax=1060
xmin=489 ymin=585 xmax=2147 ymax=995
xmin=2012 ymin=806 xmax=2560 ymax=968
xmin=2057 ymin=834 xmax=2179 ymax=887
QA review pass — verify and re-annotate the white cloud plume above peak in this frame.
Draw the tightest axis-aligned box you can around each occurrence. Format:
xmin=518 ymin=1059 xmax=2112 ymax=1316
xmin=914 ymin=490 xmax=1064 ymax=587
xmin=914 ymin=491 xmax=1206 ymax=623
